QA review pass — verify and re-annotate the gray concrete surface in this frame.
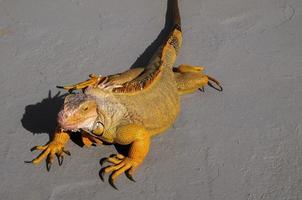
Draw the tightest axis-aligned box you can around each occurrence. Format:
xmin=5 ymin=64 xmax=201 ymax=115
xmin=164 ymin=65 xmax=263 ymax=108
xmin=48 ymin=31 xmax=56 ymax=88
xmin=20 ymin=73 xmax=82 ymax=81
xmin=1 ymin=0 xmax=302 ymax=199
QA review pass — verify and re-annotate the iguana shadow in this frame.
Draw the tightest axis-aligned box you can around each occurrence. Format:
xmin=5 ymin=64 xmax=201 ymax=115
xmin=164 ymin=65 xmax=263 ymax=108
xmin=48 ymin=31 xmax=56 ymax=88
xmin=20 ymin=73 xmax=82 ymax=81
xmin=21 ymin=90 xmax=83 ymax=146
xmin=131 ymin=0 xmax=176 ymax=69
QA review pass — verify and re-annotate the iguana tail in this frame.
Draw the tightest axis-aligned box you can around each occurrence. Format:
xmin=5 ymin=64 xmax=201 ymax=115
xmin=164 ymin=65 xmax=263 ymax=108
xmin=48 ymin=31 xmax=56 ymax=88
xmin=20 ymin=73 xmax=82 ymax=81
xmin=110 ymin=0 xmax=183 ymax=93
xmin=170 ymin=0 xmax=181 ymax=30
xmin=161 ymin=0 xmax=182 ymax=64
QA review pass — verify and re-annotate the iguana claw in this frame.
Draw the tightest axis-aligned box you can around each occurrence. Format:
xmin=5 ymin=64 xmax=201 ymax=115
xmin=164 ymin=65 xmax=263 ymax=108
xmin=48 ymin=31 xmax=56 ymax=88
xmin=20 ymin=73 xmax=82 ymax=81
xmin=198 ymin=86 xmax=205 ymax=92
xmin=99 ymin=168 xmax=105 ymax=182
xmin=62 ymin=148 xmax=71 ymax=156
xmin=46 ymin=161 xmax=52 ymax=171
xmin=207 ymin=75 xmax=223 ymax=92
xmin=57 ymin=154 xmax=64 ymax=166
xmin=125 ymin=171 xmax=136 ymax=182
xmin=109 ymin=175 xmax=119 ymax=190
xmin=100 ymin=158 xmax=109 ymax=166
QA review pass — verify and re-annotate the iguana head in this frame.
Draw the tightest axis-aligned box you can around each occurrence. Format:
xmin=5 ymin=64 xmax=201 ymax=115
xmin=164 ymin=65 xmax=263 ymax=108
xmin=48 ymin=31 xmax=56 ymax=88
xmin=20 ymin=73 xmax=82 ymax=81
xmin=57 ymin=93 xmax=99 ymax=132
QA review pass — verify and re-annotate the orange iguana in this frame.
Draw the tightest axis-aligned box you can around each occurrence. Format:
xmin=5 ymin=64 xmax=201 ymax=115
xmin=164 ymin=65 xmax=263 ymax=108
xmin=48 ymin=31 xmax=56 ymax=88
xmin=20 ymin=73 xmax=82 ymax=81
xmin=27 ymin=0 xmax=222 ymax=188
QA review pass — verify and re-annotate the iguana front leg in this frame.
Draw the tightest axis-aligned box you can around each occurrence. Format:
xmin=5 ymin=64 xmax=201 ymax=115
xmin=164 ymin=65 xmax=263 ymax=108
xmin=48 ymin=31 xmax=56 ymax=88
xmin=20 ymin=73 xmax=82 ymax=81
xmin=27 ymin=128 xmax=71 ymax=170
xmin=101 ymin=124 xmax=150 ymax=189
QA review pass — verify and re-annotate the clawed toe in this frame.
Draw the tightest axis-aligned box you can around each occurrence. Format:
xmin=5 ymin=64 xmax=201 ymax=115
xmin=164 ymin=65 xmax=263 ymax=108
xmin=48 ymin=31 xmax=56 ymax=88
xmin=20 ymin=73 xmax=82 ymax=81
xmin=62 ymin=148 xmax=71 ymax=156
xmin=125 ymin=171 xmax=136 ymax=182
xmin=46 ymin=161 xmax=52 ymax=171
xmin=198 ymin=86 xmax=205 ymax=92
xmin=99 ymin=154 xmax=138 ymax=189
xmin=109 ymin=175 xmax=119 ymax=190
xmin=207 ymin=75 xmax=223 ymax=91
xmin=56 ymin=153 xmax=64 ymax=166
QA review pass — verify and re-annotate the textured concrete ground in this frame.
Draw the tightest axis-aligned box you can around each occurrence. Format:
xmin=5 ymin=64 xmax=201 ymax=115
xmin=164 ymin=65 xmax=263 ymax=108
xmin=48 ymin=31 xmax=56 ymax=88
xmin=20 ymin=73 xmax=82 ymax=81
xmin=1 ymin=0 xmax=302 ymax=199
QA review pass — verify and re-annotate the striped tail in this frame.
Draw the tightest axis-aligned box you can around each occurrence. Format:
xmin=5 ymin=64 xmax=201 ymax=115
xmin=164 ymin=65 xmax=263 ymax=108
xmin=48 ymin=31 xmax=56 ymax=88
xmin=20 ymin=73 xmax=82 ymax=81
xmin=170 ymin=0 xmax=181 ymax=30
xmin=111 ymin=0 xmax=183 ymax=93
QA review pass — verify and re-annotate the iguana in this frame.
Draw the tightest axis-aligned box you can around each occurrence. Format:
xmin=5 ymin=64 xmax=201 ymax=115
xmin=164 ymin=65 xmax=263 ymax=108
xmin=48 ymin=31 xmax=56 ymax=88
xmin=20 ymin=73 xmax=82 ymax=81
xmin=28 ymin=0 xmax=222 ymax=188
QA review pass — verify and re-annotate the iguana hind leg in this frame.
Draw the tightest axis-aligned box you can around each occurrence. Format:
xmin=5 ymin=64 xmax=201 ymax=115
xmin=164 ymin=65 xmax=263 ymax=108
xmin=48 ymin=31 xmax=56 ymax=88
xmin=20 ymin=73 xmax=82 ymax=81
xmin=57 ymin=74 xmax=105 ymax=92
xmin=107 ymin=68 xmax=144 ymax=85
xmin=174 ymin=64 xmax=223 ymax=95
xmin=57 ymin=68 xmax=144 ymax=92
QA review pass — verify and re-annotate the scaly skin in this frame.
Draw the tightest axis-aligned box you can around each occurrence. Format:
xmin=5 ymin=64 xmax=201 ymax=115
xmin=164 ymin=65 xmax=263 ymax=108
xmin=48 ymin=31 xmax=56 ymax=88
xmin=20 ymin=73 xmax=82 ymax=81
xmin=28 ymin=0 xmax=222 ymax=188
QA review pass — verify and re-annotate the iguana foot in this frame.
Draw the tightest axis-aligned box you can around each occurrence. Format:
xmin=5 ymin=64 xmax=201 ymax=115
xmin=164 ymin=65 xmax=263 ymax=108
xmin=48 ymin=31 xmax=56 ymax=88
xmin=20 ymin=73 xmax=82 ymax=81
xmin=174 ymin=64 xmax=223 ymax=94
xmin=27 ymin=142 xmax=70 ymax=170
xmin=81 ymin=131 xmax=103 ymax=147
xmin=26 ymin=130 xmax=70 ymax=171
xmin=100 ymin=154 xmax=139 ymax=189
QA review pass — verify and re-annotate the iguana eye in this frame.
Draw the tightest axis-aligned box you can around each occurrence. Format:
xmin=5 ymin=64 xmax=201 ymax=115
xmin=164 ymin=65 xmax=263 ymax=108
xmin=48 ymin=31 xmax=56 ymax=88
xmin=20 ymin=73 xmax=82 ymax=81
xmin=83 ymin=106 xmax=88 ymax=111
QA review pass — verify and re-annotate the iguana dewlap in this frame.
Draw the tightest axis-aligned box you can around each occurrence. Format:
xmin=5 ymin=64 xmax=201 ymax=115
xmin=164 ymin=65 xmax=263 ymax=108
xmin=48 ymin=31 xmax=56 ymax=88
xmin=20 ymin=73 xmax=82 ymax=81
xmin=28 ymin=0 xmax=222 ymax=188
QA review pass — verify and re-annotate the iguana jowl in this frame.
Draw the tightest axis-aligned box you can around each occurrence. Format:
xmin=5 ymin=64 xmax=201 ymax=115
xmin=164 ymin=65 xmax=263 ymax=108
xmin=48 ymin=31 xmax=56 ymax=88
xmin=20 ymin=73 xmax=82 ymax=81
xmin=28 ymin=0 xmax=222 ymax=188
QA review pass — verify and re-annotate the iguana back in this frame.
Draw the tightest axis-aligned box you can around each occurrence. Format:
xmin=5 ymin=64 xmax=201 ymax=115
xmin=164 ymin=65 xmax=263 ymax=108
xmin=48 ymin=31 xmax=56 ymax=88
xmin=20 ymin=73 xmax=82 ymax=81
xmin=112 ymin=0 xmax=182 ymax=93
